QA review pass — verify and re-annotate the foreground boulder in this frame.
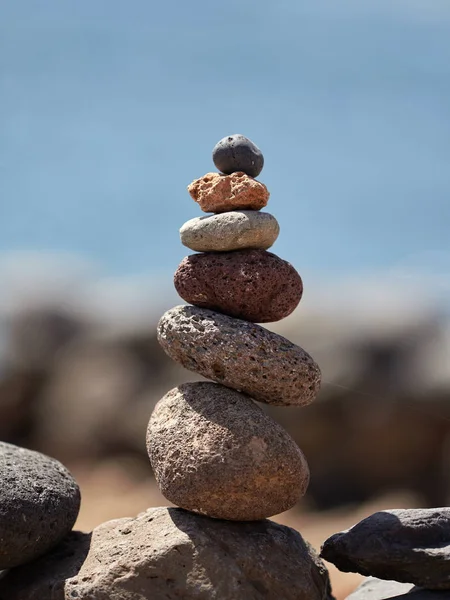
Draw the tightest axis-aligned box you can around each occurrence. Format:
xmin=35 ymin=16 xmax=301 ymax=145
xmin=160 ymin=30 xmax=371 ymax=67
xmin=346 ymin=577 xmax=450 ymax=599
xmin=0 ymin=507 xmax=334 ymax=600
xmin=321 ymin=508 xmax=450 ymax=590
xmin=0 ymin=442 xmax=81 ymax=569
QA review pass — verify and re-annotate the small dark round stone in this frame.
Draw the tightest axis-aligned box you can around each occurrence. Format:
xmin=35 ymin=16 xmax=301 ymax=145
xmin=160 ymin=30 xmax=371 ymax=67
xmin=0 ymin=442 xmax=81 ymax=569
xmin=212 ymin=134 xmax=264 ymax=178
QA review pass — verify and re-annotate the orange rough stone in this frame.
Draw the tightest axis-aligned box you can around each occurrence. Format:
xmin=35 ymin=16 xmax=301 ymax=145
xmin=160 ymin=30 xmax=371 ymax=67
xmin=187 ymin=172 xmax=270 ymax=213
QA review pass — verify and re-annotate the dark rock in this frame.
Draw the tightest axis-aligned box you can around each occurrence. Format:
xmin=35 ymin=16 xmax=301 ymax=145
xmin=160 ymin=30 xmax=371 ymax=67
xmin=0 ymin=531 xmax=91 ymax=600
xmin=174 ymin=249 xmax=303 ymax=323
xmin=0 ymin=507 xmax=334 ymax=600
xmin=147 ymin=382 xmax=310 ymax=520
xmin=0 ymin=442 xmax=81 ymax=569
xmin=212 ymin=134 xmax=264 ymax=177
xmin=346 ymin=577 xmax=450 ymax=599
xmin=321 ymin=508 xmax=450 ymax=590
xmin=157 ymin=305 xmax=321 ymax=407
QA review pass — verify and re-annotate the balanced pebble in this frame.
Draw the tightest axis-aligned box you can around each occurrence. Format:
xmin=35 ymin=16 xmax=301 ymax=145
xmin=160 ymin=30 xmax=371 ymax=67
xmin=212 ymin=134 xmax=264 ymax=178
xmin=188 ymin=172 xmax=269 ymax=213
xmin=157 ymin=305 xmax=321 ymax=407
xmin=180 ymin=210 xmax=279 ymax=252
xmin=147 ymin=382 xmax=309 ymax=521
xmin=174 ymin=249 xmax=303 ymax=323
xmin=0 ymin=442 xmax=81 ymax=569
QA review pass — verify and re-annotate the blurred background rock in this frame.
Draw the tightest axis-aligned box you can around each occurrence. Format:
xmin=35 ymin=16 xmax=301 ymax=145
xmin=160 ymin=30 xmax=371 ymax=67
xmin=0 ymin=258 xmax=448 ymax=511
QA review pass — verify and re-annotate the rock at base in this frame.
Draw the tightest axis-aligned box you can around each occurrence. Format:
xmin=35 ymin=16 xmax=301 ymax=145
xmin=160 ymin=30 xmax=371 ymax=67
xmin=346 ymin=577 xmax=450 ymax=599
xmin=321 ymin=508 xmax=450 ymax=591
xmin=0 ymin=507 xmax=334 ymax=600
xmin=147 ymin=382 xmax=310 ymax=520
xmin=0 ymin=442 xmax=81 ymax=569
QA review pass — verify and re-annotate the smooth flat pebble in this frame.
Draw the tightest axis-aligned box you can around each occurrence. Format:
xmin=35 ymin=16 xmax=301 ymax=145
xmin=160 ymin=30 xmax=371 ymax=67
xmin=0 ymin=508 xmax=334 ymax=600
xmin=179 ymin=210 xmax=279 ymax=252
xmin=188 ymin=172 xmax=269 ymax=213
xmin=0 ymin=442 xmax=81 ymax=569
xmin=147 ymin=382 xmax=310 ymax=520
xmin=174 ymin=249 xmax=302 ymax=323
xmin=157 ymin=305 xmax=321 ymax=407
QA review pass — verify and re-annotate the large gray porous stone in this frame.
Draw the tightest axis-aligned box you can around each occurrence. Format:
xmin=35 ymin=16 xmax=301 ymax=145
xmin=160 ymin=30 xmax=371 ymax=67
xmin=157 ymin=305 xmax=321 ymax=407
xmin=147 ymin=382 xmax=310 ymax=520
xmin=0 ymin=507 xmax=335 ymax=600
xmin=321 ymin=508 xmax=450 ymax=590
xmin=0 ymin=442 xmax=81 ymax=569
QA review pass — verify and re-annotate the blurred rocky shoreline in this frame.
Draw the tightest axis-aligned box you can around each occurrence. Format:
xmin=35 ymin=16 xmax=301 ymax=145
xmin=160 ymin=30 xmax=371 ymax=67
xmin=0 ymin=257 xmax=449 ymax=510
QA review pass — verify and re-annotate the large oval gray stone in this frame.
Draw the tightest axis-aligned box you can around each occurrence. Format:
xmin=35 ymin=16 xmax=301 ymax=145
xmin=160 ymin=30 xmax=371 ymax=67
xmin=0 ymin=442 xmax=81 ymax=569
xmin=321 ymin=508 xmax=450 ymax=591
xmin=0 ymin=507 xmax=334 ymax=600
xmin=147 ymin=382 xmax=310 ymax=520
xmin=179 ymin=210 xmax=279 ymax=252
xmin=157 ymin=305 xmax=321 ymax=407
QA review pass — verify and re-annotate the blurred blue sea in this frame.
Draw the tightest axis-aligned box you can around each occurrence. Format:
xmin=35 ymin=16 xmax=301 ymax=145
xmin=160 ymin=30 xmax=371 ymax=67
xmin=1 ymin=0 xmax=449 ymax=281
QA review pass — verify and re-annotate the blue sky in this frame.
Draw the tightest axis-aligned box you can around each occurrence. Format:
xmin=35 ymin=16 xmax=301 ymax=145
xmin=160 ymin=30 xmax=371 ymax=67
xmin=1 ymin=0 xmax=449 ymax=279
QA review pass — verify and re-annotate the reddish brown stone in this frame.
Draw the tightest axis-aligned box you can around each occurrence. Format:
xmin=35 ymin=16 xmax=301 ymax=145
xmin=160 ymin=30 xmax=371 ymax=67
xmin=187 ymin=172 xmax=269 ymax=213
xmin=174 ymin=249 xmax=303 ymax=323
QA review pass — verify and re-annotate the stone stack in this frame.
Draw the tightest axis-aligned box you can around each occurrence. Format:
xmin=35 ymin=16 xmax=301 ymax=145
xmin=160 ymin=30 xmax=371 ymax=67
xmin=147 ymin=134 xmax=322 ymax=522
xmin=0 ymin=136 xmax=333 ymax=600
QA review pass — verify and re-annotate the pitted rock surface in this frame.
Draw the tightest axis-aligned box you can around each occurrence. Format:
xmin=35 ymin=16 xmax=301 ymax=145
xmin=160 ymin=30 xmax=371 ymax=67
xmin=0 ymin=442 xmax=81 ymax=569
xmin=321 ymin=508 xmax=450 ymax=590
xmin=179 ymin=210 xmax=279 ymax=252
xmin=147 ymin=382 xmax=309 ymax=520
xmin=0 ymin=507 xmax=334 ymax=600
xmin=157 ymin=305 xmax=321 ymax=406
xmin=188 ymin=172 xmax=269 ymax=213
xmin=174 ymin=249 xmax=302 ymax=323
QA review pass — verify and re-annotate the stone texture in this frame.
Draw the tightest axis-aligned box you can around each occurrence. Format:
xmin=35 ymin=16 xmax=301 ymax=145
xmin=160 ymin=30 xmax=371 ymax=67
xmin=346 ymin=577 xmax=450 ymax=599
xmin=188 ymin=172 xmax=269 ymax=213
xmin=157 ymin=305 xmax=321 ymax=407
xmin=0 ymin=507 xmax=335 ymax=600
xmin=321 ymin=508 xmax=450 ymax=590
xmin=147 ymin=382 xmax=310 ymax=520
xmin=212 ymin=134 xmax=264 ymax=177
xmin=0 ymin=442 xmax=81 ymax=569
xmin=179 ymin=210 xmax=279 ymax=252
xmin=174 ymin=249 xmax=302 ymax=323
